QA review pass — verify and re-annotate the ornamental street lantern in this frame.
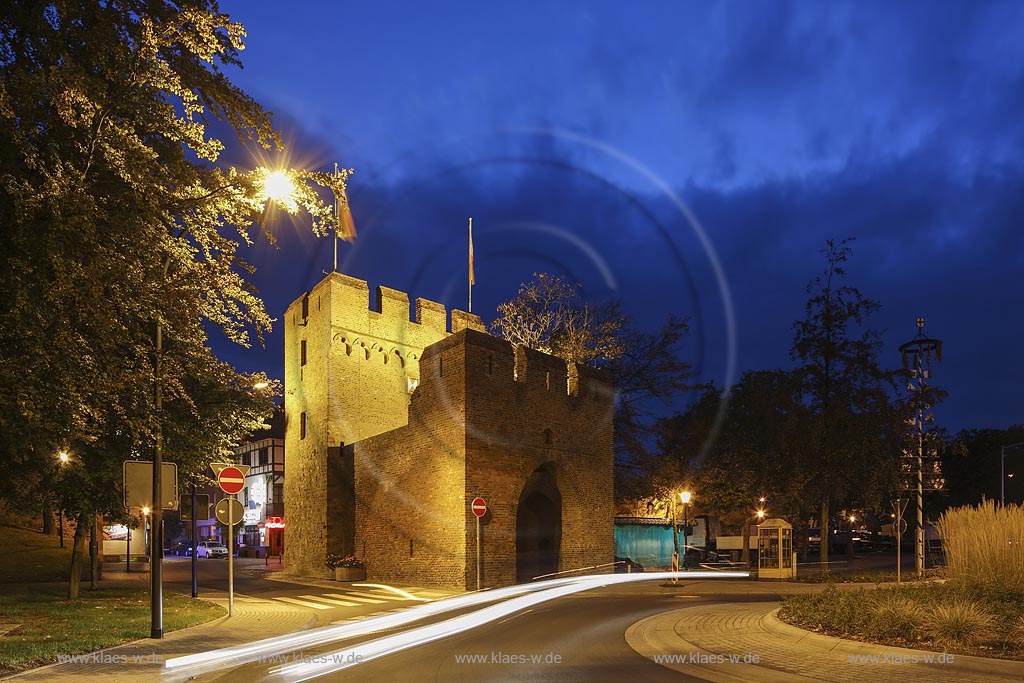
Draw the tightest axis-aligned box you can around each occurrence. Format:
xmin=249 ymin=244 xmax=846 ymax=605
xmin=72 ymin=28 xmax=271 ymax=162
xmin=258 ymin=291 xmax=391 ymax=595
xmin=898 ymin=317 xmax=943 ymax=578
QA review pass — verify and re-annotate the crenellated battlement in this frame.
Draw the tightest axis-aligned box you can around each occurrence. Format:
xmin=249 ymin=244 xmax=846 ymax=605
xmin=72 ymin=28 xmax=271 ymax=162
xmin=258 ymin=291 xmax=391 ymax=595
xmin=285 ymin=271 xmax=484 ymax=345
xmin=417 ymin=328 xmax=614 ymax=407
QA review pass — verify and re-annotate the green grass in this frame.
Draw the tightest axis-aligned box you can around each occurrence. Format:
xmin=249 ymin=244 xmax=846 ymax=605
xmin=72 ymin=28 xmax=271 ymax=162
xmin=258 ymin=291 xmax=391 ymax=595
xmin=0 ymin=584 xmax=224 ymax=674
xmin=779 ymin=582 xmax=1024 ymax=659
xmin=0 ymin=523 xmax=84 ymax=583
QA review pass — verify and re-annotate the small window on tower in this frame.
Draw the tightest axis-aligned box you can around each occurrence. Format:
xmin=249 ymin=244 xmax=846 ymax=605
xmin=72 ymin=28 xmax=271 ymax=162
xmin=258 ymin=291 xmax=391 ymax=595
xmin=544 ymin=428 xmax=553 ymax=445
xmin=300 ymin=412 xmax=307 ymax=439
xmin=300 ymin=340 xmax=307 ymax=366
xmin=301 ymin=294 xmax=309 ymax=320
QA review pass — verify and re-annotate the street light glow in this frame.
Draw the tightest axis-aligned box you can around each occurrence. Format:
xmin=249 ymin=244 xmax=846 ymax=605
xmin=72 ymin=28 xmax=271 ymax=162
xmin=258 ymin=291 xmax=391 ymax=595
xmin=58 ymin=451 xmax=69 ymax=463
xmin=142 ymin=506 xmax=150 ymax=516
xmin=679 ymin=491 xmax=692 ymax=505
xmin=253 ymin=381 xmax=269 ymax=390
xmin=756 ymin=509 xmax=765 ymax=519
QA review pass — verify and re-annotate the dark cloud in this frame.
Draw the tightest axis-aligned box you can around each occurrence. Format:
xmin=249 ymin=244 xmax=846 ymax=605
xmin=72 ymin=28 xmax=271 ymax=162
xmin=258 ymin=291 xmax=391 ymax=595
xmin=210 ymin=0 xmax=1024 ymax=433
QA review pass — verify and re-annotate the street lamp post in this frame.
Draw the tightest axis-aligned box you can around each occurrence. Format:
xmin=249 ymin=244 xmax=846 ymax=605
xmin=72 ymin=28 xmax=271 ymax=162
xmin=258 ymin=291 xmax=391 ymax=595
xmin=1002 ymin=442 xmax=1024 ymax=505
xmin=680 ymin=491 xmax=692 ymax=570
xmin=57 ymin=451 xmax=69 ymax=548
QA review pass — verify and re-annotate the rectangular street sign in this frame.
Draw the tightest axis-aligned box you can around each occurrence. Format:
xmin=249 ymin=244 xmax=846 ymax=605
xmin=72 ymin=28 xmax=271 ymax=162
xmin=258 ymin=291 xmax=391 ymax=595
xmin=179 ymin=494 xmax=210 ymax=521
xmin=123 ymin=461 xmax=178 ymax=510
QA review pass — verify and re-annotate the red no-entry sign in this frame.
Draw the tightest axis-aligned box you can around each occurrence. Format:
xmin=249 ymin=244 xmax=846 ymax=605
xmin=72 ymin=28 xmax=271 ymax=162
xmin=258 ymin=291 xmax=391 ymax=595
xmin=471 ymin=497 xmax=487 ymax=518
xmin=218 ymin=466 xmax=246 ymax=495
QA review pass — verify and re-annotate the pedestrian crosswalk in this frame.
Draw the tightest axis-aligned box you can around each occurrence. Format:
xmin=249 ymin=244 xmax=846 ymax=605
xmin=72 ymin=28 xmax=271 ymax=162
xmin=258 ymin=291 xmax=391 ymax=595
xmin=267 ymin=585 xmax=450 ymax=611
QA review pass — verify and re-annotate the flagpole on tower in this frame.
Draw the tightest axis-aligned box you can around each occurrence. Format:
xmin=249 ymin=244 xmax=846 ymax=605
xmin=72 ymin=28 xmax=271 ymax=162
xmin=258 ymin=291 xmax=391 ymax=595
xmin=333 ymin=163 xmax=339 ymax=273
xmin=468 ymin=217 xmax=475 ymax=313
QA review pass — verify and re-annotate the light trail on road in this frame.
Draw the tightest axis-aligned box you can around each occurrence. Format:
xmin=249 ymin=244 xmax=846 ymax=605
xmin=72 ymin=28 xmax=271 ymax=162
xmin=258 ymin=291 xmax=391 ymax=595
xmin=267 ymin=572 xmax=747 ymax=682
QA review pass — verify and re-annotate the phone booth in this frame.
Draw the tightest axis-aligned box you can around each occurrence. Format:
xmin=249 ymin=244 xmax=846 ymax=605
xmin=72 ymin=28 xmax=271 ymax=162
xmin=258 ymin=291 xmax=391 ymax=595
xmin=758 ymin=517 xmax=795 ymax=579
xmin=265 ymin=516 xmax=285 ymax=558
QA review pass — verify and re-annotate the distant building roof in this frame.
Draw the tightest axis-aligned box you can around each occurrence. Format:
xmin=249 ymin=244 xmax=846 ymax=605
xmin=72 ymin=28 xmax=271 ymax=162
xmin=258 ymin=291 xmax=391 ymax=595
xmin=614 ymin=516 xmax=672 ymax=526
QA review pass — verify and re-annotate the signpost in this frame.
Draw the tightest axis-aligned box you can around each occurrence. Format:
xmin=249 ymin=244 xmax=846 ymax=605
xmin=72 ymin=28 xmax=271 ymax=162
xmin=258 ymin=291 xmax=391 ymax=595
xmin=471 ymin=497 xmax=486 ymax=591
xmin=212 ymin=462 xmax=249 ymax=617
xmin=892 ymin=498 xmax=909 ymax=583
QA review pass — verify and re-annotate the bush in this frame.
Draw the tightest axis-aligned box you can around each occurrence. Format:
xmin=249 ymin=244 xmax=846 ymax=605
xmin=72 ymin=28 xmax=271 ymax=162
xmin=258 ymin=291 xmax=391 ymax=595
xmin=936 ymin=500 xmax=1024 ymax=591
xmin=780 ymin=585 xmax=871 ymax=637
xmin=869 ymin=592 xmax=926 ymax=641
xmin=923 ymin=598 xmax=996 ymax=651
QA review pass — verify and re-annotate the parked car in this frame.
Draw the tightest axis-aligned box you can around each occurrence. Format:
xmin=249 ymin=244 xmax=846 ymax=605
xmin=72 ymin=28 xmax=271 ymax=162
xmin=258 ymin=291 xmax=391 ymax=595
xmin=195 ymin=541 xmax=228 ymax=558
xmin=170 ymin=540 xmax=195 ymax=556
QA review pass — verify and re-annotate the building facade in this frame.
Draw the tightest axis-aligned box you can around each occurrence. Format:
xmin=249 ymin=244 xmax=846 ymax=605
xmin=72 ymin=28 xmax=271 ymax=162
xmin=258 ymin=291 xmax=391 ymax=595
xmin=233 ymin=409 xmax=285 ymax=556
xmin=284 ymin=272 xmax=614 ymax=588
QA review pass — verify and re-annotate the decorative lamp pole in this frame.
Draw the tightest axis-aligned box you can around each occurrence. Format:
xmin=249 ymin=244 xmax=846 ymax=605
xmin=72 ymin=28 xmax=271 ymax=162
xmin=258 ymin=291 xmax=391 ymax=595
xmin=898 ymin=317 xmax=942 ymax=578
xmin=680 ymin=491 xmax=692 ymax=570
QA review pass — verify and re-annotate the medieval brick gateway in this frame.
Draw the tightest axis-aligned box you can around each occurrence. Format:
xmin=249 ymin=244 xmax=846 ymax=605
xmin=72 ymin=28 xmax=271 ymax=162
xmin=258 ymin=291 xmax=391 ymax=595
xmin=284 ymin=272 xmax=614 ymax=589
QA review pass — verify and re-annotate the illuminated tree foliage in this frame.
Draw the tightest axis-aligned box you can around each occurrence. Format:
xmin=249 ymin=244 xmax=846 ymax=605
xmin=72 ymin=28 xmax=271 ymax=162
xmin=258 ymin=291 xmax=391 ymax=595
xmin=0 ymin=2 xmax=342 ymax=593
xmin=491 ymin=272 xmax=695 ymax=480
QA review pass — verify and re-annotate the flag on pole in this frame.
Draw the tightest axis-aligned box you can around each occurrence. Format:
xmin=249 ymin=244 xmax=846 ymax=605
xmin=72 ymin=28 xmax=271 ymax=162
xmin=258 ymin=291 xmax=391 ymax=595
xmin=334 ymin=163 xmax=357 ymax=243
xmin=339 ymin=201 xmax=357 ymax=243
xmin=469 ymin=217 xmax=475 ymax=286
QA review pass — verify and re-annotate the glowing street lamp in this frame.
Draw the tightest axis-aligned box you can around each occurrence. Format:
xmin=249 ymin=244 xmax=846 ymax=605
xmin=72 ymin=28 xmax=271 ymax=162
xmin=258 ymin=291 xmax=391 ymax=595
xmin=680 ymin=491 xmax=692 ymax=570
xmin=258 ymin=169 xmax=298 ymax=210
xmin=756 ymin=509 xmax=766 ymax=520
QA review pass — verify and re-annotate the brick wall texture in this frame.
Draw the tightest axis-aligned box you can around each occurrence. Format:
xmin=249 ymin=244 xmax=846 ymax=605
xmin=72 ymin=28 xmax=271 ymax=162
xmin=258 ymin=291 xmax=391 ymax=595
xmin=284 ymin=272 xmax=614 ymax=587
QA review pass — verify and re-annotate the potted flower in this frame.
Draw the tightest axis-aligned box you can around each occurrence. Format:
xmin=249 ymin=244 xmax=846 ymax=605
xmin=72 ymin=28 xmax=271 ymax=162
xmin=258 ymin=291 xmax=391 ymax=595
xmin=326 ymin=553 xmax=366 ymax=581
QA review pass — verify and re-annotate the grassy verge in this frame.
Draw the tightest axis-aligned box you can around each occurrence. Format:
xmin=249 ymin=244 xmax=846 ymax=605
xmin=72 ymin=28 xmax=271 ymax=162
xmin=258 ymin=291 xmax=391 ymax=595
xmin=0 ymin=523 xmax=84 ymax=583
xmin=0 ymin=585 xmax=224 ymax=675
xmin=779 ymin=582 xmax=1024 ymax=660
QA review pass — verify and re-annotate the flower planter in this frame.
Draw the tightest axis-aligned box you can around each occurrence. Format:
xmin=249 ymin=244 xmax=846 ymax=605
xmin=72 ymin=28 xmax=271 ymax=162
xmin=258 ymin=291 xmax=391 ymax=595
xmin=334 ymin=566 xmax=366 ymax=582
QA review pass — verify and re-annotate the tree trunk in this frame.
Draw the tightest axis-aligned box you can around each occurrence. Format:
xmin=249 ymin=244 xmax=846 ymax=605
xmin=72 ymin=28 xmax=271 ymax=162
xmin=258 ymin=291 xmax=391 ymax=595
xmin=819 ymin=500 xmax=830 ymax=575
xmin=42 ymin=499 xmax=55 ymax=535
xmin=89 ymin=514 xmax=101 ymax=589
xmin=67 ymin=512 xmax=90 ymax=599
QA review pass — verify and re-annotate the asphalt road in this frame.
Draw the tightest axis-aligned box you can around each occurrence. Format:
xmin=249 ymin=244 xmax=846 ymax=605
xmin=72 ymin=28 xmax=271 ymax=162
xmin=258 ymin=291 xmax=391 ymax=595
xmin=193 ymin=578 xmax=787 ymax=683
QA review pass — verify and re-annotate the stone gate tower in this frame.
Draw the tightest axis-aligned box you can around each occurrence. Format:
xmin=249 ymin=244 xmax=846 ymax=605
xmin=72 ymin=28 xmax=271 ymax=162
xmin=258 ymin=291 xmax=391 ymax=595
xmin=284 ymin=272 xmax=614 ymax=587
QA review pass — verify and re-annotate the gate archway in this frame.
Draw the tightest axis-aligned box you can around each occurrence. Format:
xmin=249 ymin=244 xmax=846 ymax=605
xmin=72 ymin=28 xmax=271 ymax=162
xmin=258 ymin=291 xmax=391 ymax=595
xmin=515 ymin=464 xmax=562 ymax=582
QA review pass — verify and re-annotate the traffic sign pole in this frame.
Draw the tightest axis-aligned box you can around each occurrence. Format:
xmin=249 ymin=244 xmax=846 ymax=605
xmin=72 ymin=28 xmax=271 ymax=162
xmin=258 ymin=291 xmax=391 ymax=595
xmin=191 ymin=481 xmax=198 ymax=598
xmin=471 ymin=497 xmax=487 ymax=591
xmin=228 ymin=495 xmax=233 ymax=617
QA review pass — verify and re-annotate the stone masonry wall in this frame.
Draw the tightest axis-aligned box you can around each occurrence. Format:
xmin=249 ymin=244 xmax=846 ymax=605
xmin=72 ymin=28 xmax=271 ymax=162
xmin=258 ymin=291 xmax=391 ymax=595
xmin=353 ymin=329 xmax=614 ymax=589
xmin=284 ymin=272 xmax=482 ymax=577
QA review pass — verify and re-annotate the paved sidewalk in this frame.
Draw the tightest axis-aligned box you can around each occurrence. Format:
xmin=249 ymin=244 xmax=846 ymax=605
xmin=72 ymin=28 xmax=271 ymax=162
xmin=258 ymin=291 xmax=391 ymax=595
xmin=626 ymin=601 xmax=1024 ymax=683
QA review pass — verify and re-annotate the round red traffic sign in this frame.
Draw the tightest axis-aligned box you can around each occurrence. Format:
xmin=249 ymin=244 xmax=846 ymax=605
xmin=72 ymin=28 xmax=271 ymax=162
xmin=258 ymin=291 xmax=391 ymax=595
xmin=471 ymin=497 xmax=487 ymax=518
xmin=218 ymin=466 xmax=246 ymax=494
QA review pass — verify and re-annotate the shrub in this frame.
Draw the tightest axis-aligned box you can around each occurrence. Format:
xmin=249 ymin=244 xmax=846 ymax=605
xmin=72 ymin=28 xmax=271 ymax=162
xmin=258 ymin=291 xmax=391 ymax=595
xmin=868 ymin=592 xmax=925 ymax=641
xmin=780 ymin=586 xmax=871 ymax=637
xmin=1007 ymin=616 xmax=1024 ymax=648
xmin=325 ymin=554 xmax=364 ymax=569
xmin=923 ymin=598 xmax=996 ymax=651
xmin=936 ymin=500 xmax=1024 ymax=591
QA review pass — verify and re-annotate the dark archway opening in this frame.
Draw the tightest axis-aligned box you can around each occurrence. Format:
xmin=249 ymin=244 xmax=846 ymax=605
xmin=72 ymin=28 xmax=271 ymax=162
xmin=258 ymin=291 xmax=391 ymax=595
xmin=516 ymin=465 xmax=562 ymax=583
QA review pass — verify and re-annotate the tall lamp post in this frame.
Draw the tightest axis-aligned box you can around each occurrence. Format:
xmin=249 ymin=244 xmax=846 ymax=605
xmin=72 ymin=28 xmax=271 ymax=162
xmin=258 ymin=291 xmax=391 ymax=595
xmin=57 ymin=451 xmax=69 ymax=548
xmin=899 ymin=317 xmax=942 ymax=578
xmin=680 ymin=491 xmax=692 ymax=570
xmin=1002 ymin=442 xmax=1024 ymax=505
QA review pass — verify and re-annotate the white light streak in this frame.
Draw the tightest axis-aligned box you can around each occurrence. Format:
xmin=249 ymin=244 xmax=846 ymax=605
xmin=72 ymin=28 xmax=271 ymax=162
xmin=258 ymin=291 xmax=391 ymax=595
xmin=163 ymin=571 xmax=747 ymax=681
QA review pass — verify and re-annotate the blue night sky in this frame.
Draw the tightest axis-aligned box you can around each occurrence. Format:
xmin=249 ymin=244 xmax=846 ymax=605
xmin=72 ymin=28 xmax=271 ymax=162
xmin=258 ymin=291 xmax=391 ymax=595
xmin=214 ymin=0 xmax=1024 ymax=433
